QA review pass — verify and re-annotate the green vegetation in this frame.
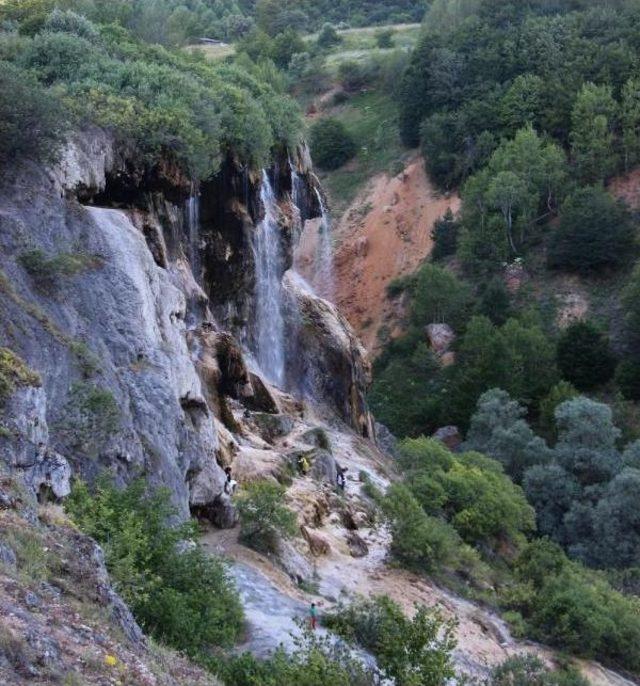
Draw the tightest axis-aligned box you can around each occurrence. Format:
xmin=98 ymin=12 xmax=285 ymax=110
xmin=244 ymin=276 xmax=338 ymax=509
xmin=0 ymin=7 xmax=302 ymax=174
xmin=490 ymin=654 xmax=588 ymax=686
xmin=310 ymin=117 xmax=357 ymax=170
xmin=556 ymin=321 xmax=616 ymax=391
xmin=323 ymin=595 xmax=456 ymax=686
xmin=66 ymin=478 xmax=243 ymax=656
xmin=19 ymin=249 xmax=100 ymax=292
xmin=236 ymin=480 xmax=297 ymax=553
xmin=55 ymin=383 xmax=120 ymax=457
xmin=0 ymin=347 xmax=41 ymax=407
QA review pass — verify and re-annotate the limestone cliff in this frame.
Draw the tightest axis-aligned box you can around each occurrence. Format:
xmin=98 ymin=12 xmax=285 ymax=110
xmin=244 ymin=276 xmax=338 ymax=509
xmin=0 ymin=130 xmax=374 ymax=519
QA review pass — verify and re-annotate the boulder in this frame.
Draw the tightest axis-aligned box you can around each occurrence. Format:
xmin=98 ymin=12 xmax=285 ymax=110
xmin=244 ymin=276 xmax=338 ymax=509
xmin=300 ymin=525 xmax=331 ymax=556
xmin=432 ymin=425 xmax=462 ymax=452
xmin=252 ymin=413 xmax=295 ymax=444
xmin=425 ymin=323 xmax=455 ymax=356
xmin=309 ymin=449 xmax=337 ymax=485
xmin=346 ymin=531 xmax=369 ymax=558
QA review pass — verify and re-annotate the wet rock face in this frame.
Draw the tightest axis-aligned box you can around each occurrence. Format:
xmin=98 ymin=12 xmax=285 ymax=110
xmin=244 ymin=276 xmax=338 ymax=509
xmin=0 ymin=144 xmax=225 ymax=517
xmin=282 ymin=271 xmax=375 ymax=438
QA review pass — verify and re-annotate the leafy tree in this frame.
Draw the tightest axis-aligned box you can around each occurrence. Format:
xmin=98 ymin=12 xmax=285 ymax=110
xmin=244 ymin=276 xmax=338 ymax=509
xmin=0 ymin=60 xmax=67 ymax=162
xmin=466 ymin=389 xmax=552 ymax=482
xmin=324 ymin=596 xmax=456 ymax=686
xmin=570 ymin=83 xmax=619 ymax=183
xmin=548 ymin=187 xmax=635 ymax=274
xmin=236 ymin=480 xmax=297 ymax=553
xmin=556 ymin=321 xmax=616 ymax=391
xmin=475 ymin=277 xmax=511 ymax=326
xmin=594 ymin=468 xmax=640 ymax=568
xmin=621 ymin=261 xmax=640 ymax=343
xmin=317 ymin=23 xmax=340 ymax=49
xmin=310 ymin=117 xmax=357 ymax=170
xmin=431 ymin=208 xmax=460 ymax=261
xmin=500 ymin=74 xmax=545 ymax=136
xmin=538 ymin=381 xmax=578 ymax=442
xmin=375 ymin=28 xmax=394 ymax=49
xmin=554 ymin=397 xmax=622 ymax=486
xmin=411 ymin=263 xmax=471 ymax=330
xmin=621 ymin=78 xmax=640 ymax=171
xmin=615 ymin=359 xmax=640 ymax=401
xmin=66 ymin=478 xmax=243 ymax=655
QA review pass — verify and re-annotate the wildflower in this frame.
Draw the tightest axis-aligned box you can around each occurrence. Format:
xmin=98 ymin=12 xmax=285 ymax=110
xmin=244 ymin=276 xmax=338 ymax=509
xmin=104 ymin=654 xmax=118 ymax=667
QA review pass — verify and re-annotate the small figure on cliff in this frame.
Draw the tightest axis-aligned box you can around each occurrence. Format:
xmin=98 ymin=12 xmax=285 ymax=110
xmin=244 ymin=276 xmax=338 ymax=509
xmin=309 ymin=602 xmax=318 ymax=630
xmin=224 ymin=467 xmax=237 ymax=496
xmin=336 ymin=465 xmax=348 ymax=492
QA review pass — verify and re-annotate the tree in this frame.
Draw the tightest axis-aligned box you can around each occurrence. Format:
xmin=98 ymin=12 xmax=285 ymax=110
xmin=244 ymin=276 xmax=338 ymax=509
xmin=554 ymin=397 xmax=622 ymax=486
xmin=548 ymin=187 xmax=635 ymax=274
xmin=487 ymin=171 xmax=529 ymax=254
xmin=236 ymin=481 xmax=297 ymax=553
xmin=556 ymin=321 xmax=615 ymax=391
xmin=0 ymin=61 xmax=67 ymax=163
xmin=621 ymin=78 xmax=640 ymax=171
xmin=475 ymin=277 xmax=511 ymax=325
xmin=500 ymin=74 xmax=544 ymax=136
xmin=538 ymin=381 xmax=578 ymax=441
xmin=466 ymin=389 xmax=552 ymax=482
xmin=594 ymin=468 xmax=640 ymax=568
xmin=411 ymin=263 xmax=471 ymax=330
xmin=621 ymin=262 xmax=640 ymax=343
xmin=375 ymin=28 xmax=394 ymax=49
xmin=431 ymin=208 xmax=460 ymax=260
xmin=317 ymin=23 xmax=341 ymax=49
xmin=615 ymin=359 xmax=640 ymax=401
xmin=310 ymin=117 xmax=357 ymax=170
xmin=570 ymin=83 xmax=619 ymax=182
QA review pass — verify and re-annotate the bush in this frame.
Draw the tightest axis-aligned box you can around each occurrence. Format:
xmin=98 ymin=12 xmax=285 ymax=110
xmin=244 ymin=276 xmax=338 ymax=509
xmin=236 ymin=480 xmax=297 ymax=553
xmin=374 ymin=28 xmax=394 ymax=49
xmin=66 ymin=478 xmax=243 ymax=655
xmin=310 ymin=117 xmax=357 ymax=170
xmin=43 ymin=9 xmax=99 ymax=41
xmin=324 ymin=595 xmax=455 ymax=686
xmin=0 ymin=347 xmax=41 ymax=407
xmin=430 ymin=209 xmax=459 ymax=261
xmin=0 ymin=60 xmax=67 ymax=163
xmin=556 ymin=321 xmax=615 ymax=391
xmin=491 ymin=654 xmax=589 ymax=686
xmin=548 ymin=187 xmax=635 ymax=274
xmin=411 ymin=263 xmax=471 ymax=330
xmin=18 ymin=249 xmax=95 ymax=292
xmin=337 ymin=59 xmax=378 ymax=93
xmin=616 ymin=359 xmax=640 ymax=400
xmin=317 ymin=23 xmax=341 ymax=49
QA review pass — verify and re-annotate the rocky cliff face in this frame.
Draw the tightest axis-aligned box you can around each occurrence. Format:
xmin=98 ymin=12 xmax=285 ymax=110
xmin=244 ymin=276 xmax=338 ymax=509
xmin=0 ymin=130 xmax=374 ymax=518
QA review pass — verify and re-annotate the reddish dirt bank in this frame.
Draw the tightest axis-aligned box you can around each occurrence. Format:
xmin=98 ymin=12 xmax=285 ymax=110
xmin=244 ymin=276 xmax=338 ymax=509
xmin=297 ymin=157 xmax=460 ymax=356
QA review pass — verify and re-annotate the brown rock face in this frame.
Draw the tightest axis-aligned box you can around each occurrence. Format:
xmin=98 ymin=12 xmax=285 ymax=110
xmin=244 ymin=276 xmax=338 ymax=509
xmin=300 ymin=524 xmax=331 ymax=556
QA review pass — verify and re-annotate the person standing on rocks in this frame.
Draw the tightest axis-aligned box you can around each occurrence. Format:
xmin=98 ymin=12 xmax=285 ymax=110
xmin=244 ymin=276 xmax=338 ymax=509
xmin=336 ymin=465 xmax=348 ymax=492
xmin=224 ymin=467 xmax=237 ymax=496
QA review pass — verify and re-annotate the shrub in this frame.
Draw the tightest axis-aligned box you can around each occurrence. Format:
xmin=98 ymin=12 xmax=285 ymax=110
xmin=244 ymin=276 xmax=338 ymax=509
xmin=55 ymin=383 xmax=120 ymax=457
xmin=317 ymin=23 xmax=341 ymax=49
xmin=411 ymin=263 xmax=471 ymax=330
xmin=236 ymin=480 xmax=297 ymax=553
xmin=616 ymin=359 xmax=640 ymax=401
xmin=556 ymin=321 xmax=615 ymax=391
xmin=538 ymin=381 xmax=579 ymax=442
xmin=337 ymin=59 xmax=378 ymax=92
xmin=310 ymin=117 xmax=357 ymax=170
xmin=0 ymin=60 xmax=67 ymax=163
xmin=43 ymin=9 xmax=99 ymax=41
xmin=66 ymin=478 xmax=243 ymax=655
xmin=324 ymin=595 xmax=455 ymax=686
xmin=374 ymin=29 xmax=394 ymax=49
xmin=430 ymin=209 xmax=460 ymax=261
xmin=18 ymin=249 xmax=96 ymax=292
xmin=548 ymin=187 xmax=635 ymax=274
xmin=491 ymin=654 xmax=589 ymax=686
xmin=0 ymin=347 xmax=41 ymax=407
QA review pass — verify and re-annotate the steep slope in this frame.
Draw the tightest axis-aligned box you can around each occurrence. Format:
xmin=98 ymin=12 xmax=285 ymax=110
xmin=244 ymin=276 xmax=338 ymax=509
xmin=296 ymin=157 xmax=459 ymax=355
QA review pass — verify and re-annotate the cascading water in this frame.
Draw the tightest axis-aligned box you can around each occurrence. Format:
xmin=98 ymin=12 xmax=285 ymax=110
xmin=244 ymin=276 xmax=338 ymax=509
xmin=314 ymin=188 xmax=334 ymax=301
xmin=252 ymin=170 xmax=286 ymax=387
xmin=186 ymin=188 xmax=201 ymax=284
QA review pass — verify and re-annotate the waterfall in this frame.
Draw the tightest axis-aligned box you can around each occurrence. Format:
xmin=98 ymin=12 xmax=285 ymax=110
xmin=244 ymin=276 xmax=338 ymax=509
xmin=314 ymin=188 xmax=334 ymax=301
xmin=289 ymin=160 xmax=303 ymax=243
xmin=252 ymin=170 xmax=285 ymax=387
xmin=186 ymin=189 xmax=201 ymax=284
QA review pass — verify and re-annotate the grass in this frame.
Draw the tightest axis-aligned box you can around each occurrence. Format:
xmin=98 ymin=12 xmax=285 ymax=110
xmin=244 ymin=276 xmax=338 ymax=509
xmin=307 ymin=22 xmax=421 ymax=53
xmin=314 ymin=90 xmax=409 ymax=214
